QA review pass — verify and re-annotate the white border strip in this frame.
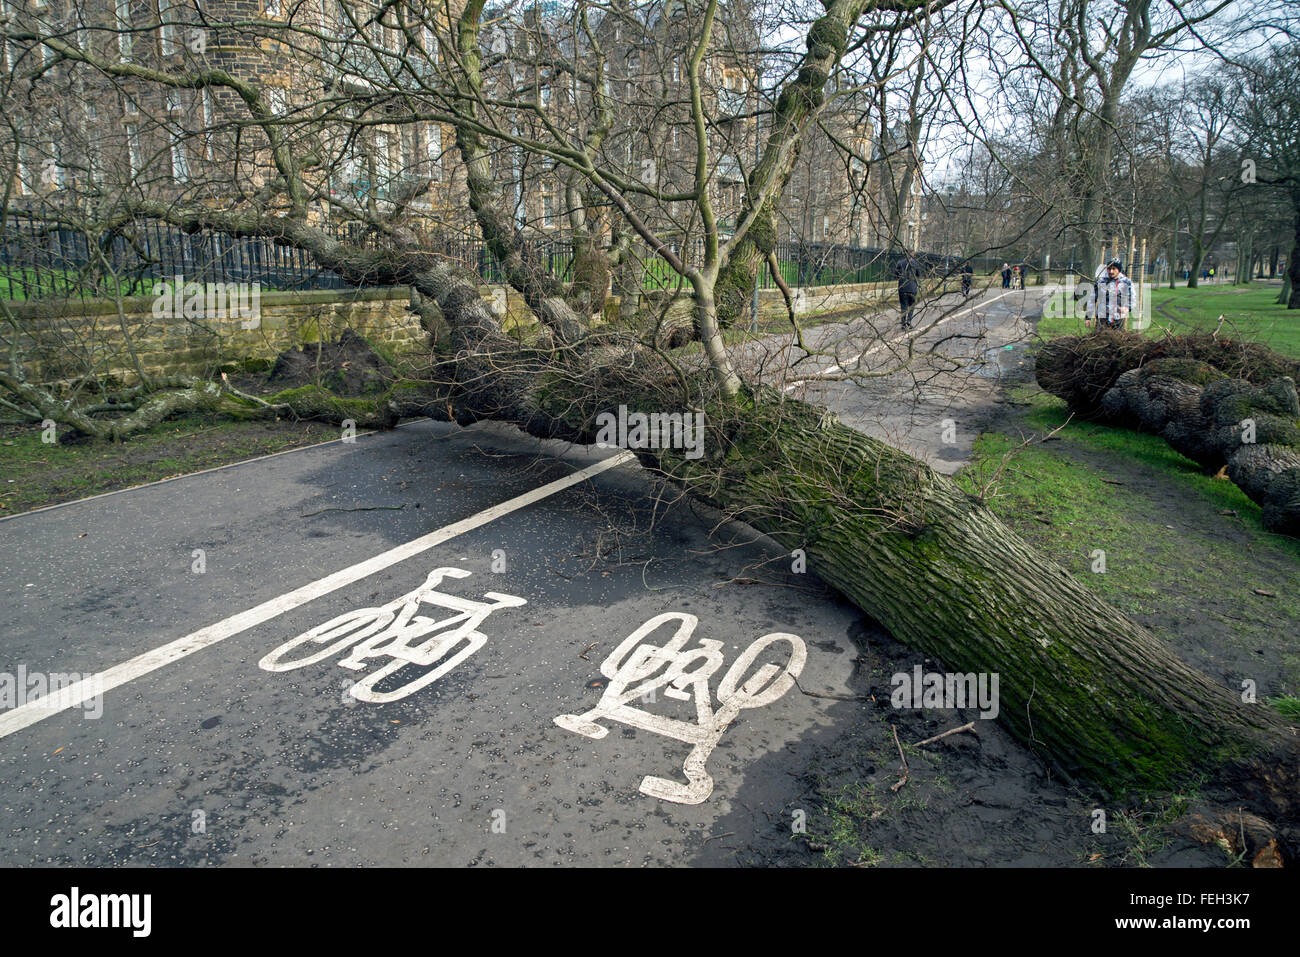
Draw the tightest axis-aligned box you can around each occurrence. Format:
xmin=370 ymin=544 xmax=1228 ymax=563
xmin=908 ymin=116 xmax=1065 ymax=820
xmin=0 ymin=450 xmax=635 ymax=739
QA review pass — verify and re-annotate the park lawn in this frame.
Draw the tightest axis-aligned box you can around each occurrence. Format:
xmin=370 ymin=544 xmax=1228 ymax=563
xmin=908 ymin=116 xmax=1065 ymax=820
xmin=958 ymin=385 xmax=1300 ymax=699
xmin=1147 ymin=285 xmax=1300 ymax=358
xmin=0 ymin=413 xmax=338 ymax=515
xmin=1038 ymin=281 xmax=1300 ymax=359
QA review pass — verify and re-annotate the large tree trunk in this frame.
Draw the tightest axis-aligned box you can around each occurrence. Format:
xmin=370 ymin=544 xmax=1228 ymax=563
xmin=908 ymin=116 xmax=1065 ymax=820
xmin=19 ymin=202 xmax=1300 ymax=855
xmin=1188 ymin=234 xmax=1204 ymax=288
xmin=71 ymin=181 xmax=1300 ymax=854
xmin=1288 ymin=195 xmax=1300 ymax=308
xmin=403 ymin=345 xmax=1300 ymax=840
xmin=375 ymin=253 xmax=1300 ymax=842
xmin=668 ymin=400 xmax=1296 ymax=793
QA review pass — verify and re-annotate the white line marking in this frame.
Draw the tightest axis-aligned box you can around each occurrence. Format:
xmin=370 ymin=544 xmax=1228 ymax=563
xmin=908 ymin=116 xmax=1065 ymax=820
xmin=258 ymin=565 xmax=527 ymax=704
xmin=783 ymin=289 xmax=1018 ymax=390
xmin=554 ymin=612 xmax=806 ymax=805
xmin=0 ymin=450 xmax=635 ymax=740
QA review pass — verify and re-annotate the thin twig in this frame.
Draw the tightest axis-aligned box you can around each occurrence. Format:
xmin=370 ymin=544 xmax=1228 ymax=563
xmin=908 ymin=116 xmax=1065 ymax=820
xmin=792 ymin=675 xmax=872 ymax=702
xmin=300 ymin=504 xmax=407 ymax=518
xmin=913 ymin=721 xmax=976 ymax=748
xmin=889 ymin=724 xmax=909 ymax=793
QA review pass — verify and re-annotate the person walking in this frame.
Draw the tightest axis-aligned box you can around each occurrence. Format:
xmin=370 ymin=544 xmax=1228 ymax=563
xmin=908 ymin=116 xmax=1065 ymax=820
xmin=1082 ymin=260 xmax=1108 ymax=327
xmin=1001 ymin=263 xmax=1012 ymax=288
xmin=894 ymin=248 xmax=921 ymax=330
xmin=961 ymin=260 xmax=973 ymax=297
xmin=1094 ymin=258 xmax=1133 ymax=329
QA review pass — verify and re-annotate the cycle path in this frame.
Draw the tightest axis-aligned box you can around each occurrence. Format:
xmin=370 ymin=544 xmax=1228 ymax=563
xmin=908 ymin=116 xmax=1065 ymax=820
xmin=0 ymin=419 xmax=863 ymax=865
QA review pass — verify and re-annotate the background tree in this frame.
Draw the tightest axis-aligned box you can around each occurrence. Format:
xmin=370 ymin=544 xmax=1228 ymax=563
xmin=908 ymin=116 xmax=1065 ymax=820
xmin=3 ymin=0 xmax=1299 ymax=855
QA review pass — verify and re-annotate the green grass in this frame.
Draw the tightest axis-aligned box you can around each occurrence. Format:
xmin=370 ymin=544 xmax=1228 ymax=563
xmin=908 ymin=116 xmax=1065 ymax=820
xmin=957 ymin=386 xmax=1300 ymax=684
xmin=1106 ymin=793 xmax=1197 ymax=868
xmin=1147 ymin=285 xmax=1300 ymax=358
xmin=0 ymin=413 xmax=334 ymax=514
xmin=1268 ymin=696 xmax=1300 ymax=719
xmin=0 ymin=267 xmax=144 ymax=301
xmin=1038 ymin=281 xmax=1300 ymax=359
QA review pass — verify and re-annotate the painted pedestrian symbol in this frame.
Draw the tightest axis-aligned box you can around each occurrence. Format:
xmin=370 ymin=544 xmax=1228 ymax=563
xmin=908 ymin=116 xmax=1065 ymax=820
xmin=259 ymin=567 xmax=526 ymax=703
xmin=555 ymin=612 xmax=806 ymax=805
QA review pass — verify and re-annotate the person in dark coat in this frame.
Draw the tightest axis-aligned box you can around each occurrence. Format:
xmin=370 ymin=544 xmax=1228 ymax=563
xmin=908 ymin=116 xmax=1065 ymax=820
xmin=1001 ymin=263 xmax=1012 ymax=288
xmin=893 ymin=249 xmax=921 ymax=329
xmin=961 ymin=261 xmax=973 ymax=297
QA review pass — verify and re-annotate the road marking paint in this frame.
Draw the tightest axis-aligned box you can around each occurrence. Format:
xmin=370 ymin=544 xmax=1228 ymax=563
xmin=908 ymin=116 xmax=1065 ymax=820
xmin=0 ymin=450 xmax=635 ymax=739
xmin=554 ymin=612 xmax=806 ymax=805
xmin=259 ymin=565 xmax=526 ymax=703
xmin=783 ymin=289 xmax=1018 ymax=390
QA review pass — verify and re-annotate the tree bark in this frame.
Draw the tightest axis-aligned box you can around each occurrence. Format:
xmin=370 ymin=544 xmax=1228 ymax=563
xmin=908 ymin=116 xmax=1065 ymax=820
xmin=664 ymin=399 xmax=1296 ymax=797
xmin=1288 ymin=192 xmax=1300 ymax=308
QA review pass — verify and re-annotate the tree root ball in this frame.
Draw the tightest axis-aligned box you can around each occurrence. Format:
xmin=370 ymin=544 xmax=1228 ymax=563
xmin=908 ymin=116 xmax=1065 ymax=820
xmin=1036 ymin=332 xmax=1300 ymax=536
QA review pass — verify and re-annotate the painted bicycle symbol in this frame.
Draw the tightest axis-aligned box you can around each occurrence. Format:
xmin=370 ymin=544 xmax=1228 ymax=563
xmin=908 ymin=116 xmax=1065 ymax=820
xmin=554 ymin=612 xmax=806 ymax=805
xmin=259 ymin=567 xmax=527 ymax=704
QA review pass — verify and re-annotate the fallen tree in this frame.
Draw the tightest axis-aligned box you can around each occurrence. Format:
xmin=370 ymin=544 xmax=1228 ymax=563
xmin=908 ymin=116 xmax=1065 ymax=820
xmin=339 ymin=238 xmax=1300 ymax=861
xmin=6 ymin=221 xmax=1298 ymax=860
xmin=6 ymin=0 xmax=1299 ymax=865
xmin=1037 ymin=332 xmax=1300 ymax=535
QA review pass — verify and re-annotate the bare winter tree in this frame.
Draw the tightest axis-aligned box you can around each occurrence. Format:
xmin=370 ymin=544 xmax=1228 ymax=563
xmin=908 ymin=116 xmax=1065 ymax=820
xmin=3 ymin=0 xmax=1299 ymax=856
xmin=1236 ymin=41 xmax=1300 ymax=306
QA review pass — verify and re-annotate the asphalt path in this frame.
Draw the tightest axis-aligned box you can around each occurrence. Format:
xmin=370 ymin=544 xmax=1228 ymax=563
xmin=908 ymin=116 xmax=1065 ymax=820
xmin=0 ymin=284 xmax=1045 ymax=866
xmin=746 ymin=283 xmax=1041 ymax=472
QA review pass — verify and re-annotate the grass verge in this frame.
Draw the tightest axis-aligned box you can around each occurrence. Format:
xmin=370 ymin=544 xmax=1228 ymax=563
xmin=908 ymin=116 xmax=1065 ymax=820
xmin=958 ymin=385 xmax=1300 ymax=692
xmin=1038 ymin=282 xmax=1300 ymax=359
xmin=0 ymin=414 xmax=339 ymax=515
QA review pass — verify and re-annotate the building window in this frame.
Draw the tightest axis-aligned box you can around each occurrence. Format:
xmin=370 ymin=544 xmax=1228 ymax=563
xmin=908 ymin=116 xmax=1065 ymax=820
xmin=171 ymin=136 xmax=189 ymax=182
xmin=126 ymin=124 xmax=143 ymax=176
xmin=425 ymin=123 xmax=442 ymax=180
xmin=88 ymin=147 xmax=104 ymax=185
xmin=76 ymin=10 xmax=92 ymax=53
xmin=16 ymin=148 xmax=31 ymax=195
xmin=117 ymin=0 xmax=133 ymax=61
xmin=202 ymin=88 xmax=215 ymax=159
xmin=2 ymin=1 xmax=15 ymax=73
xmin=373 ymin=131 xmax=392 ymax=180
xmin=159 ymin=0 xmax=180 ymax=56
xmin=540 ymin=185 xmax=556 ymax=228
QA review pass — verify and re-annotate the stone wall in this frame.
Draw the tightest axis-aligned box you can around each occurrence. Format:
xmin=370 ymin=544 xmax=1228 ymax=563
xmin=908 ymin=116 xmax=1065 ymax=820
xmin=10 ymin=277 xmax=897 ymax=386
xmin=9 ymin=285 xmax=532 ymax=386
